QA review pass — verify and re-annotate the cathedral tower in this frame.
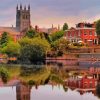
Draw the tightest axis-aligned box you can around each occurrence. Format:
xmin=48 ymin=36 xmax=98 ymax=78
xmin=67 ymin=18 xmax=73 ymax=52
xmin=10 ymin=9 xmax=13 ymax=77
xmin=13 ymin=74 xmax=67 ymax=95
xmin=16 ymin=4 xmax=31 ymax=32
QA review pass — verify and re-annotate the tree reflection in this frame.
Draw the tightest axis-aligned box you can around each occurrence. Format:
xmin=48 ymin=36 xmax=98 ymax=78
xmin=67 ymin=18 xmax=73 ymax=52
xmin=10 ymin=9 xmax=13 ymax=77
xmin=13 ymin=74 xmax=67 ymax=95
xmin=96 ymin=83 xmax=100 ymax=98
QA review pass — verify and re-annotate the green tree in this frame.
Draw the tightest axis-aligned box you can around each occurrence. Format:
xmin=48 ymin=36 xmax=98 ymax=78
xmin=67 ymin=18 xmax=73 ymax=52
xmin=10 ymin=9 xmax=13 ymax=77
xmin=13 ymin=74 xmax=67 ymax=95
xmin=96 ymin=20 xmax=100 ymax=35
xmin=50 ymin=30 xmax=64 ymax=42
xmin=26 ymin=29 xmax=37 ymax=38
xmin=2 ymin=42 xmax=21 ymax=57
xmin=0 ymin=32 xmax=9 ymax=47
xmin=51 ymin=38 xmax=70 ymax=56
xmin=19 ymin=37 xmax=50 ymax=63
xmin=63 ymin=23 xmax=68 ymax=31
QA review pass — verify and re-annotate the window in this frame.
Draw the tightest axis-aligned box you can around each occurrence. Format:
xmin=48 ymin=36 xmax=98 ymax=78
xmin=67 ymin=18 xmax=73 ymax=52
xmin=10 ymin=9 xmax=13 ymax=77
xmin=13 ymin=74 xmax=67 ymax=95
xmin=84 ymin=82 xmax=88 ymax=88
xmin=90 ymin=82 xmax=93 ymax=88
xmin=78 ymin=30 xmax=81 ymax=36
xmin=90 ymin=31 xmax=92 ymax=35
xmin=23 ymin=15 xmax=25 ymax=19
xmin=84 ymin=39 xmax=87 ymax=43
xmin=84 ymin=30 xmax=87 ymax=35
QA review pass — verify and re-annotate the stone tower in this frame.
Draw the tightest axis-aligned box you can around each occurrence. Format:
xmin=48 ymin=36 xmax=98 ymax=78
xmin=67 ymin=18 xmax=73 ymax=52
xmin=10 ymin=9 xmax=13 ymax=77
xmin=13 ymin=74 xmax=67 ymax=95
xmin=16 ymin=4 xmax=31 ymax=32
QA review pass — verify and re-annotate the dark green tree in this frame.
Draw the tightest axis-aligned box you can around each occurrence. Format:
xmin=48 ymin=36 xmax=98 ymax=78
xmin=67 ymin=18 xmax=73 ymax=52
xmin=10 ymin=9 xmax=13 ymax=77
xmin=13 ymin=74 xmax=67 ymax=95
xmin=0 ymin=32 xmax=9 ymax=47
xmin=50 ymin=30 xmax=64 ymax=42
xmin=63 ymin=23 xmax=68 ymax=31
xmin=19 ymin=37 xmax=50 ymax=64
xmin=96 ymin=20 xmax=100 ymax=35
xmin=26 ymin=29 xmax=37 ymax=38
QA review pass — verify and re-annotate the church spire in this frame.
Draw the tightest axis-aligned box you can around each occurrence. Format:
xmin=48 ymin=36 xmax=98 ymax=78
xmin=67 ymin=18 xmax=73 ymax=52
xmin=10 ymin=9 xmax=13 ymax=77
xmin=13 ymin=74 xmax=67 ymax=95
xmin=52 ymin=24 xmax=54 ymax=29
xmin=20 ymin=4 xmax=22 ymax=10
xmin=16 ymin=4 xmax=18 ymax=10
xmin=28 ymin=4 xmax=30 ymax=10
xmin=24 ymin=5 xmax=26 ymax=10
xmin=58 ymin=24 xmax=60 ymax=30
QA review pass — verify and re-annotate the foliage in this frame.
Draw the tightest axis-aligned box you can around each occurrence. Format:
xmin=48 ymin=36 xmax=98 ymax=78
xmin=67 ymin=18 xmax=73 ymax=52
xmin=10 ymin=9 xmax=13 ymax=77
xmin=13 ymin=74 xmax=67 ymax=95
xmin=1 ymin=41 xmax=21 ymax=57
xmin=96 ymin=20 xmax=100 ymax=35
xmin=26 ymin=29 xmax=37 ymax=38
xmin=50 ymin=74 xmax=63 ymax=84
xmin=51 ymin=38 xmax=70 ymax=55
xmin=63 ymin=23 xmax=68 ymax=31
xmin=19 ymin=37 xmax=50 ymax=63
xmin=0 ymin=32 xmax=10 ymax=47
xmin=73 ymin=42 xmax=84 ymax=47
xmin=50 ymin=30 xmax=64 ymax=42
xmin=43 ymin=33 xmax=52 ymax=43
xmin=0 ymin=67 xmax=9 ymax=83
xmin=96 ymin=84 xmax=100 ymax=98
xmin=28 ymin=80 xmax=35 ymax=86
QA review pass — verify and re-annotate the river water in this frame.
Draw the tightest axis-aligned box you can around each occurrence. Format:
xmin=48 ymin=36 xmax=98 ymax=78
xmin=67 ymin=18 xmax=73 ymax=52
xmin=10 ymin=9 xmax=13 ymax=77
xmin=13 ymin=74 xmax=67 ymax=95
xmin=0 ymin=64 xmax=100 ymax=100
xmin=0 ymin=85 xmax=99 ymax=100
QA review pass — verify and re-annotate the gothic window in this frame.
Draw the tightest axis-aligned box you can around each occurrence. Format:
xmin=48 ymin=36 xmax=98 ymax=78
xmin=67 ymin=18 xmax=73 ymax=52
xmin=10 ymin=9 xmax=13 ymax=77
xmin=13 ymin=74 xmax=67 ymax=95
xmin=23 ymin=15 xmax=25 ymax=19
xmin=26 ymin=15 xmax=28 ymax=19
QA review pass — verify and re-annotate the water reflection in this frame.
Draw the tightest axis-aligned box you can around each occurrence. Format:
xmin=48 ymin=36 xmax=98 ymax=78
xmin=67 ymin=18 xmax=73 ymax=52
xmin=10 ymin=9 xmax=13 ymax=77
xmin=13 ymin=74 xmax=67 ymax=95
xmin=16 ymin=83 xmax=31 ymax=100
xmin=0 ymin=65 xmax=100 ymax=100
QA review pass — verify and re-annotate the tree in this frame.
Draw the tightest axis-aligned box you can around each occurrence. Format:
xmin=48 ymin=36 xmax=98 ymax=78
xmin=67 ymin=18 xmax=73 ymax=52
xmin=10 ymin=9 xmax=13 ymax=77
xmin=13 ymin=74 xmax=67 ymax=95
xmin=50 ymin=30 xmax=64 ymax=42
xmin=26 ymin=29 xmax=37 ymax=38
xmin=63 ymin=23 xmax=68 ymax=31
xmin=2 ymin=42 xmax=21 ymax=57
xmin=0 ymin=32 xmax=9 ymax=47
xmin=19 ymin=37 xmax=50 ymax=64
xmin=51 ymin=38 xmax=70 ymax=56
xmin=96 ymin=20 xmax=100 ymax=35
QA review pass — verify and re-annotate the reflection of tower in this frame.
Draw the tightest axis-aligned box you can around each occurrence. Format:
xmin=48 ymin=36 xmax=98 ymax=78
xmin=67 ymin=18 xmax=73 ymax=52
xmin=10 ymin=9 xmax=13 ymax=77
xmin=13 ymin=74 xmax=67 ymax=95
xmin=16 ymin=83 xmax=31 ymax=100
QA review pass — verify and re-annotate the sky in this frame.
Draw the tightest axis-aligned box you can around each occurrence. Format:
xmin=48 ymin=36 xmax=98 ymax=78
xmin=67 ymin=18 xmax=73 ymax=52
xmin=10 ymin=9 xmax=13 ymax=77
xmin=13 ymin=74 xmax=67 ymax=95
xmin=0 ymin=0 xmax=100 ymax=28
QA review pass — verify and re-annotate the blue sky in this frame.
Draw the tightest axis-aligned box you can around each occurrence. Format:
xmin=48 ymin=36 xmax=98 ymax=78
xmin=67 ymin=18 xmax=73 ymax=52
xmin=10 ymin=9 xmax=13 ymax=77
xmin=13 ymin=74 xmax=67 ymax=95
xmin=0 ymin=0 xmax=100 ymax=28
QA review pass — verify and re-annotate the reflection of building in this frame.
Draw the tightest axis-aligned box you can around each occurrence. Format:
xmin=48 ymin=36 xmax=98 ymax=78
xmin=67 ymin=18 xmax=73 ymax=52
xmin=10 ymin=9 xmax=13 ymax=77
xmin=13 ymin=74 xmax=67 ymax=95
xmin=64 ymin=22 xmax=98 ymax=46
xmin=89 ymin=67 xmax=100 ymax=81
xmin=16 ymin=83 xmax=31 ymax=100
xmin=66 ymin=75 xmax=97 ymax=93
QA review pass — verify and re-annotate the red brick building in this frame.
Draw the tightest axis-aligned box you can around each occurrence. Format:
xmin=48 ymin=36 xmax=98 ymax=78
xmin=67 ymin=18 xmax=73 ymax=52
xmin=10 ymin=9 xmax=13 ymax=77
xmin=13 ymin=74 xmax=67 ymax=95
xmin=64 ymin=22 xmax=99 ymax=46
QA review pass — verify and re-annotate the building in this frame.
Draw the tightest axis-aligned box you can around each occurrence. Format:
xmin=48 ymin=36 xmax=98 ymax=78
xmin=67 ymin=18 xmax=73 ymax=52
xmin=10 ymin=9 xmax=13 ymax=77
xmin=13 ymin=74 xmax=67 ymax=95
xmin=48 ymin=24 xmax=60 ymax=34
xmin=0 ymin=4 xmax=31 ymax=42
xmin=16 ymin=4 xmax=31 ymax=32
xmin=66 ymin=75 xmax=97 ymax=90
xmin=64 ymin=22 xmax=99 ymax=46
xmin=35 ymin=24 xmax=60 ymax=34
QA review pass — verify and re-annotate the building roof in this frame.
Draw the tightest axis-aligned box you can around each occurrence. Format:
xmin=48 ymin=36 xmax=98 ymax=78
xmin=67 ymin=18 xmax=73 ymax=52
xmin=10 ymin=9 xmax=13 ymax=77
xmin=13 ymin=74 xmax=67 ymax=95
xmin=0 ymin=27 xmax=20 ymax=36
